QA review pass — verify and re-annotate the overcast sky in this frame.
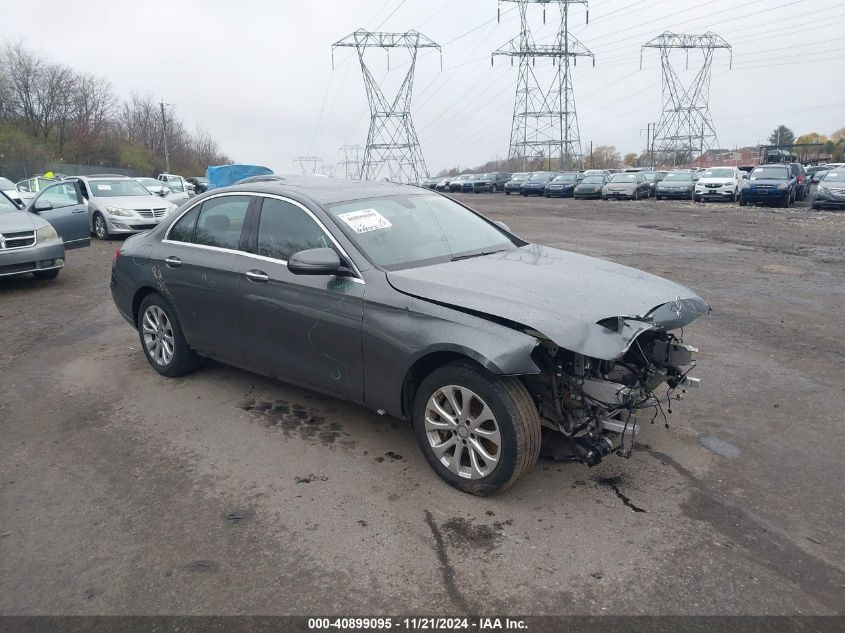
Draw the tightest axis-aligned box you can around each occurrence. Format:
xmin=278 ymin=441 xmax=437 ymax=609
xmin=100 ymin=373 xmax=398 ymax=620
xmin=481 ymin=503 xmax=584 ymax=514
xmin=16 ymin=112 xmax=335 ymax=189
xmin=2 ymin=0 xmax=842 ymax=174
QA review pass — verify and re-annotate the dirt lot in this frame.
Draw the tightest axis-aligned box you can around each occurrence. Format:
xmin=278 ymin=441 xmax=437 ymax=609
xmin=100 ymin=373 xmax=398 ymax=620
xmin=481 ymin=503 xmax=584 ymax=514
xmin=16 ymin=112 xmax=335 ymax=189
xmin=1 ymin=193 xmax=844 ymax=615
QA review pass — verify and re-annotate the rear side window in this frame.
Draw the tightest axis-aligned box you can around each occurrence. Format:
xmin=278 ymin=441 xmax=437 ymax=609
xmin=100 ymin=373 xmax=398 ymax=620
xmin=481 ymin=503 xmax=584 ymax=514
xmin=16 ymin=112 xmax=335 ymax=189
xmin=256 ymin=198 xmax=332 ymax=261
xmin=168 ymin=205 xmax=200 ymax=242
xmin=193 ymin=196 xmax=250 ymax=250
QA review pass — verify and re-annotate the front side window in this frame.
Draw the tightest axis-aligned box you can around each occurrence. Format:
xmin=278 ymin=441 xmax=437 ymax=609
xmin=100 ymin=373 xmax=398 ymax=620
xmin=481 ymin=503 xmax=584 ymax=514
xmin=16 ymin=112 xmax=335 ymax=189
xmin=256 ymin=198 xmax=332 ymax=261
xmin=39 ymin=182 xmax=81 ymax=208
xmin=193 ymin=196 xmax=250 ymax=250
xmin=327 ymin=194 xmax=515 ymax=270
xmin=17 ymin=180 xmax=31 ymax=192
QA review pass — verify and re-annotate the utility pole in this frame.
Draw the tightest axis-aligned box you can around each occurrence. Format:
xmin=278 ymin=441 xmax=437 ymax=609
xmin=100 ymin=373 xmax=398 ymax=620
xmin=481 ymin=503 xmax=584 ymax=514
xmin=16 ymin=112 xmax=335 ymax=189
xmin=641 ymin=32 xmax=731 ymax=167
xmin=493 ymin=1 xmax=594 ymax=172
xmin=338 ymin=144 xmax=364 ymax=179
xmin=333 ymin=29 xmax=441 ymax=184
xmin=160 ymin=100 xmax=170 ymax=173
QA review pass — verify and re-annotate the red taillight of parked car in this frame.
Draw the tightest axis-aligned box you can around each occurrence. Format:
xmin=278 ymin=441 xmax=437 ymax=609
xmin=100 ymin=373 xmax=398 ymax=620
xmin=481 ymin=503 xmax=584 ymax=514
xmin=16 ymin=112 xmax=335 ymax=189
xmin=797 ymin=175 xmax=804 ymax=184
xmin=112 ymin=247 xmax=121 ymax=266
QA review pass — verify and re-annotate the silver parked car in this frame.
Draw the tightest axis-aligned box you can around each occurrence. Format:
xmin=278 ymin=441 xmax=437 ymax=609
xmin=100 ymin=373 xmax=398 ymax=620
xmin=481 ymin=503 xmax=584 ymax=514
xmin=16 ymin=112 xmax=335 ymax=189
xmin=1 ymin=186 xmax=90 ymax=279
xmin=76 ymin=176 xmax=179 ymax=240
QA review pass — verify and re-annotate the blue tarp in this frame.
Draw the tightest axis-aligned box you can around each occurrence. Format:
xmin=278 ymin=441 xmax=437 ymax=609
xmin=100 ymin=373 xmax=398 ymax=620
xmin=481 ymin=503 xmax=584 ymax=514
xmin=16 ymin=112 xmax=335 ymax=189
xmin=206 ymin=164 xmax=273 ymax=190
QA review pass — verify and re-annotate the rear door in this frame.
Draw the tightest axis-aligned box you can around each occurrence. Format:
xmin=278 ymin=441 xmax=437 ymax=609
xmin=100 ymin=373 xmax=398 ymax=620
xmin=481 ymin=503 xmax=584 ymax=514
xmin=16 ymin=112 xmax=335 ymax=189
xmin=159 ymin=194 xmax=255 ymax=364
xmin=29 ymin=181 xmax=90 ymax=249
xmin=238 ymin=196 xmax=364 ymax=401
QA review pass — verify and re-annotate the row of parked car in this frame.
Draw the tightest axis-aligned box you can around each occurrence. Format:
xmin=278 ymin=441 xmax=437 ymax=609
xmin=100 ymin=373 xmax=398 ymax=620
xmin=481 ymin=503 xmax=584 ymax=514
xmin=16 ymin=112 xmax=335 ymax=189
xmin=422 ymin=161 xmax=845 ymax=209
xmin=0 ymin=171 xmax=208 ymax=281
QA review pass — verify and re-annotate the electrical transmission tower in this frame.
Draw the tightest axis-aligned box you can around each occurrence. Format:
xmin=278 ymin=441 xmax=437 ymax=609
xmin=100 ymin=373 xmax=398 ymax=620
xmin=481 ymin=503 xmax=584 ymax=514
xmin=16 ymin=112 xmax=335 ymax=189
xmin=338 ymin=144 xmax=364 ymax=180
xmin=333 ymin=29 xmax=441 ymax=184
xmin=641 ymin=32 xmax=732 ymax=167
xmin=493 ymin=1 xmax=594 ymax=172
xmin=294 ymin=156 xmax=324 ymax=175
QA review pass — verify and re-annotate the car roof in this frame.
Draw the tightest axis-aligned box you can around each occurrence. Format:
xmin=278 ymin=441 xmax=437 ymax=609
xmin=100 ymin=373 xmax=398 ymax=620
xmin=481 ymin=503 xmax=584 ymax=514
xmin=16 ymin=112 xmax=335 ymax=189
xmin=213 ymin=174 xmax=429 ymax=206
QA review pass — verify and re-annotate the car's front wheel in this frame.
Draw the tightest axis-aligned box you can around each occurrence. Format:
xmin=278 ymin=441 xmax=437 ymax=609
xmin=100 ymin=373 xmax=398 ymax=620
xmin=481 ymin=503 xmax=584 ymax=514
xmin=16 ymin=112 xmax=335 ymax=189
xmin=138 ymin=293 xmax=200 ymax=377
xmin=413 ymin=363 xmax=541 ymax=496
xmin=93 ymin=212 xmax=110 ymax=240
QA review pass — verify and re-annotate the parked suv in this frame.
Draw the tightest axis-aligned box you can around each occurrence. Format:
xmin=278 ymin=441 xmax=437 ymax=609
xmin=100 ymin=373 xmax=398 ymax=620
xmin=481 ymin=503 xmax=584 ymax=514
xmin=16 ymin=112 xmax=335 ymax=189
xmin=693 ymin=166 xmax=743 ymax=203
xmin=787 ymin=163 xmax=809 ymax=200
xmin=473 ymin=172 xmax=510 ymax=193
xmin=739 ymin=164 xmax=796 ymax=208
xmin=448 ymin=175 xmax=471 ymax=193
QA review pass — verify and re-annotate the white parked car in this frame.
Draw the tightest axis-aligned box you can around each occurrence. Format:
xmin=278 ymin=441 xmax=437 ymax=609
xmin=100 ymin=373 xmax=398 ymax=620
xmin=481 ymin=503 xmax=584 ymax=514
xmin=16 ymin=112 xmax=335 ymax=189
xmin=694 ymin=166 xmax=744 ymax=203
xmin=158 ymin=173 xmax=195 ymax=196
xmin=0 ymin=177 xmax=23 ymax=207
xmin=136 ymin=177 xmax=189 ymax=205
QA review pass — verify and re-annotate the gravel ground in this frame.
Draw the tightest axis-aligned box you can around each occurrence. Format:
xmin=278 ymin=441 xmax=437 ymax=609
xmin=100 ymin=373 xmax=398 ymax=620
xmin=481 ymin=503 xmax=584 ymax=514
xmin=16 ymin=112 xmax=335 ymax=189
xmin=1 ymin=193 xmax=843 ymax=615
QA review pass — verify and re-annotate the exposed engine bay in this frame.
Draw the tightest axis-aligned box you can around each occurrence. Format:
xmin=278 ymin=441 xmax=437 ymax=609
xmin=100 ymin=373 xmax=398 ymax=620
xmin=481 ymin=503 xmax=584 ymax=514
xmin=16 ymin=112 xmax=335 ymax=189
xmin=523 ymin=328 xmax=700 ymax=466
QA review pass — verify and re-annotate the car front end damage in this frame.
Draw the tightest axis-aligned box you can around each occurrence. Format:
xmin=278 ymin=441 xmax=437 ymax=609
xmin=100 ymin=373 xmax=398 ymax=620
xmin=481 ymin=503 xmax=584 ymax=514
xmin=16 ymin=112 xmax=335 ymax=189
xmin=522 ymin=311 xmax=703 ymax=466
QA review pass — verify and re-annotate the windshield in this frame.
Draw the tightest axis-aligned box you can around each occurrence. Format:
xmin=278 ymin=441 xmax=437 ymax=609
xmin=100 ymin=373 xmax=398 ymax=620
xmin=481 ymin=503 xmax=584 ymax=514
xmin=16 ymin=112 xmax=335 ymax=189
xmin=326 ymin=194 xmax=515 ymax=270
xmin=137 ymin=178 xmax=160 ymax=187
xmin=750 ymin=167 xmax=789 ymax=180
xmin=468 ymin=175 xmax=483 ymax=181
xmin=529 ymin=172 xmax=553 ymax=181
xmin=0 ymin=192 xmax=18 ymax=212
xmin=821 ymin=171 xmax=845 ymax=182
xmin=609 ymin=174 xmax=637 ymax=183
xmin=89 ymin=179 xmax=155 ymax=197
xmin=642 ymin=173 xmax=657 ymax=181
xmin=0 ymin=177 xmax=15 ymax=190
xmin=453 ymin=175 xmax=469 ymax=182
xmin=483 ymin=173 xmax=497 ymax=179
xmin=553 ymin=174 xmax=578 ymax=182
xmin=663 ymin=173 xmax=693 ymax=182
xmin=581 ymin=176 xmax=604 ymax=184
xmin=703 ymin=168 xmax=735 ymax=178
xmin=510 ymin=173 xmax=529 ymax=181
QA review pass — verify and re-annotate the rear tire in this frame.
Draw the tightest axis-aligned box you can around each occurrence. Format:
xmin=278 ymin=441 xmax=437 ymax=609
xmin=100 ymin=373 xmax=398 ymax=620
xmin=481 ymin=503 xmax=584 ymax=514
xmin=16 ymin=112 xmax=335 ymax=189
xmin=739 ymin=197 xmax=747 ymax=207
xmin=33 ymin=268 xmax=60 ymax=280
xmin=137 ymin=293 xmax=201 ymax=377
xmin=413 ymin=362 xmax=541 ymax=496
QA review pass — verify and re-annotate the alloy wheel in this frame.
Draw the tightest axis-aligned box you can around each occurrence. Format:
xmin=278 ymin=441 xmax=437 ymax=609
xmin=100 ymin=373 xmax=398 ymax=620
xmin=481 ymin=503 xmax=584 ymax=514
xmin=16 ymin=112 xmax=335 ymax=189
xmin=142 ymin=305 xmax=175 ymax=366
xmin=94 ymin=214 xmax=107 ymax=239
xmin=424 ymin=385 xmax=502 ymax=480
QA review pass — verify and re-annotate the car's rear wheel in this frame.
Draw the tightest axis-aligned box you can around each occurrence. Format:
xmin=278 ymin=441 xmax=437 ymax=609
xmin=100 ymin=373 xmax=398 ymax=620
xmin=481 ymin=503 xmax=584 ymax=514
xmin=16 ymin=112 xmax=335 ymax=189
xmin=93 ymin=212 xmax=110 ymax=240
xmin=413 ymin=363 xmax=541 ymax=496
xmin=655 ymin=195 xmax=661 ymax=201
xmin=33 ymin=268 xmax=59 ymax=280
xmin=138 ymin=293 xmax=200 ymax=377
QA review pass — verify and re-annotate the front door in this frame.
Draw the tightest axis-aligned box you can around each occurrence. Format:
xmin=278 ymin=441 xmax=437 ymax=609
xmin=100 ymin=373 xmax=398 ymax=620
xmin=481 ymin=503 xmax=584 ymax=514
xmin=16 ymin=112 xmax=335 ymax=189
xmin=31 ymin=182 xmax=90 ymax=249
xmin=158 ymin=194 xmax=254 ymax=365
xmin=239 ymin=196 xmax=364 ymax=402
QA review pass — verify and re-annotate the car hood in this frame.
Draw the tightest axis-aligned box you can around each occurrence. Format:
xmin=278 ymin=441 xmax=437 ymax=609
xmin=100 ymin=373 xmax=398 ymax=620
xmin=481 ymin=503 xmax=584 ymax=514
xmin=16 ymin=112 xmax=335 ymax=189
xmin=386 ymin=245 xmax=709 ymax=361
xmin=747 ymin=178 xmax=789 ymax=186
xmin=698 ymin=177 xmax=736 ymax=185
xmin=91 ymin=195 xmax=169 ymax=209
xmin=0 ymin=210 xmax=47 ymax=232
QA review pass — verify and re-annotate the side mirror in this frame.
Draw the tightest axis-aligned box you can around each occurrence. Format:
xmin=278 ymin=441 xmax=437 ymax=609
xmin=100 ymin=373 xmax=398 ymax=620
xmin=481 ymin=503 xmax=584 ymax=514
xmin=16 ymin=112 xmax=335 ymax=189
xmin=288 ymin=247 xmax=341 ymax=276
xmin=158 ymin=189 xmax=168 ymax=196
xmin=32 ymin=199 xmax=53 ymax=212
xmin=494 ymin=220 xmax=511 ymax=232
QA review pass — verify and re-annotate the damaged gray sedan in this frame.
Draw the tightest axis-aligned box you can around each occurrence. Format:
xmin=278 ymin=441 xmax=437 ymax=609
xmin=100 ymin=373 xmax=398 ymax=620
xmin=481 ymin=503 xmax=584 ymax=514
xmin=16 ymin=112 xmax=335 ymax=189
xmin=110 ymin=176 xmax=707 ymax=495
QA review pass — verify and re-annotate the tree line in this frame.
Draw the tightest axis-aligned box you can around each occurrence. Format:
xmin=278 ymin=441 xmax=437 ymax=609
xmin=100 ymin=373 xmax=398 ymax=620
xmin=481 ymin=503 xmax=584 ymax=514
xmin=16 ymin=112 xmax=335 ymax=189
xmin=0 ymin=41 xmax=231 ymax=178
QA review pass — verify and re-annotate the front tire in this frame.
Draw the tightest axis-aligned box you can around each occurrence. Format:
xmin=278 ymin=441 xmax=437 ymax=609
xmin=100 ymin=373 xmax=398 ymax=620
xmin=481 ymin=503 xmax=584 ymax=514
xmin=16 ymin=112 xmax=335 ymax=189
xmin=93 ymin=212 xmax=111 ymax=240
xmin=137 ymin=293 xmax=200 ymax=377
xmin=413 ymin=363 xmax=541 ymax=496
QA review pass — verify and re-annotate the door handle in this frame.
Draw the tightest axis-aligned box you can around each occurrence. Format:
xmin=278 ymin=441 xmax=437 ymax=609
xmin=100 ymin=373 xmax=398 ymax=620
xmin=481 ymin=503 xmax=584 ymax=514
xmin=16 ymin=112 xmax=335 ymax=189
xmin=245 ymin=269 xmax=269 ymax=283
xmin=164 ymin=256 xmax=182 ymax=268
xmin=71 ymin=208 xmax=86 ymax=213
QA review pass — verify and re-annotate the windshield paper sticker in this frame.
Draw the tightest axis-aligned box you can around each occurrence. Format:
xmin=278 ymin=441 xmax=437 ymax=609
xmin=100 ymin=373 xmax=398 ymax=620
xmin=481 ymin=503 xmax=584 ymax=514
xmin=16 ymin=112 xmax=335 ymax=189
xmin=96 ymin=184 xmax=112 ymax=190
xmin=338 ymin=209 xmax=392 ymax=234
